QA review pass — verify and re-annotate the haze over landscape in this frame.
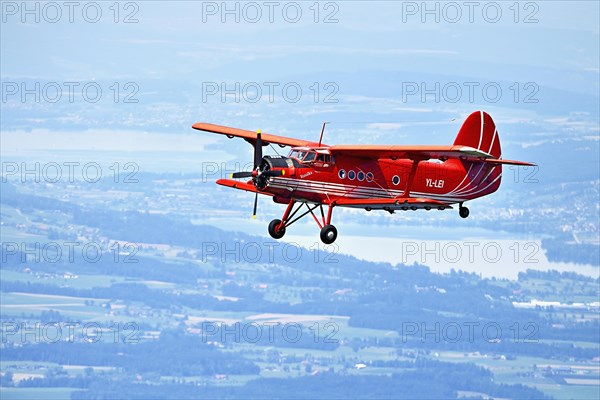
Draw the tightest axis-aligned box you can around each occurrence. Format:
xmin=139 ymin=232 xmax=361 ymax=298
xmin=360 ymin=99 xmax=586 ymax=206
xmin=1 ymin=1 xmax=599 ymax=399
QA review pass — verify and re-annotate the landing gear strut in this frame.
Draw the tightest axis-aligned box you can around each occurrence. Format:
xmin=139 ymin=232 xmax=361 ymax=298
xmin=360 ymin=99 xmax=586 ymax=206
xmin=268 ymin=200 xmax=337 ymax=244
xmin=459 ymin=203 xmax=470 ymax=219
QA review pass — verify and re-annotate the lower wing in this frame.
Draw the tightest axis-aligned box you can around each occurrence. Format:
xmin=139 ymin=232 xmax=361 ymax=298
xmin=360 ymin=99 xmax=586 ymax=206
xmin=326 ymin=197 xmax=453 ymax=210
xmin=217 ymin=179 xmax=450 ymax=210
xmin=216 ymin=178 xmax=273 ymax=196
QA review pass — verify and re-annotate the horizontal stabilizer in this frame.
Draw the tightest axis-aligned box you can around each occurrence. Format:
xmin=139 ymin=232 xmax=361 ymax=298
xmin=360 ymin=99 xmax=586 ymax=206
xmin=483 ymin=159 xmax=537 ymax=166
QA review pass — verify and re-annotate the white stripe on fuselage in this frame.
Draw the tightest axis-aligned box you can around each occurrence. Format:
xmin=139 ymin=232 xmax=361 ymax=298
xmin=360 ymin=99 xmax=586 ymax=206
xmin=268 ymin=176 xmax=495 ymax=203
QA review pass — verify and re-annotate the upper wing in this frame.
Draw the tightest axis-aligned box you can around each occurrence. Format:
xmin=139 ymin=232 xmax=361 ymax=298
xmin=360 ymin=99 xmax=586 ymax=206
xmin=192 ymin=122 xmax=320 ymax=148
xmin=194 ymin=123 xmax=536 ymax=166
xmin=328 ymin=144 xmax=536 ymax=166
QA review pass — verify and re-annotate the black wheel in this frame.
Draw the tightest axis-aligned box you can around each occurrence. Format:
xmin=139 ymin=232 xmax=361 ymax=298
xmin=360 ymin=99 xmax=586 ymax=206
xmin=459 ymin=206 xmax=470 ymax=219
xmin=320 ymin=224 xmax=338 ymax=244
xmin=268 ymin=219 xmax=286 ymax=239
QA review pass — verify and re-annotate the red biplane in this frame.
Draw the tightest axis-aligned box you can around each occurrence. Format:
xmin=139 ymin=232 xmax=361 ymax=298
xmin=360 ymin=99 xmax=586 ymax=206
xmin=193 ymin=111 xmax=535 ymax=244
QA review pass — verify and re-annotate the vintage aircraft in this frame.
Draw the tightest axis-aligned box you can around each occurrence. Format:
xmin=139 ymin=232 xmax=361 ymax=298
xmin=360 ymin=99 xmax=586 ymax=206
xmin=193 ymin=111 xmax=535 ymax=244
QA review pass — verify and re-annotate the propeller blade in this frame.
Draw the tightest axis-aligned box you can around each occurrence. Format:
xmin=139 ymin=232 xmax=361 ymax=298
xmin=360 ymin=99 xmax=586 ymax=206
xmin=231 ymin=172 xmax=253 ymax=179
xmin=254 ymin=129 xmax=262 ymax=169
xmin=261 ymin=170 xmax=286 ymax=177
xmin=252 ymin=192 xmax=258 ymax=219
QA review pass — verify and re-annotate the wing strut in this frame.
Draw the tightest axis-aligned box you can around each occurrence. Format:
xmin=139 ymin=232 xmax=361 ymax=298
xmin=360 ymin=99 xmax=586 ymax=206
xmin=400 ymin=157 xmax=426 ymax=198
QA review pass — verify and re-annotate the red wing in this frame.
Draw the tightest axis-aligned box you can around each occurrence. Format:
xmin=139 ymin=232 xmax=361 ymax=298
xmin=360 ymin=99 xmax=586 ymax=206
xmin=216 ymin=179 xmax=274 ymax=195
xmin=328 ymin=144 xmax=495 ymax=161
xmin=325 ymin=197 xmax=453 ymax=209
xmin=193 ymin=123 xmax=321 ymax=148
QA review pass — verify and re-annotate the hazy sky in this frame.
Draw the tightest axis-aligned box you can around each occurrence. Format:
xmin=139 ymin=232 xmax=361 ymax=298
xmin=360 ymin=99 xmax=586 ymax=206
xmin=2 ymin=1 xmax=598 ymax=92
xmin=1 ymin=1 xmax=598 ymax=162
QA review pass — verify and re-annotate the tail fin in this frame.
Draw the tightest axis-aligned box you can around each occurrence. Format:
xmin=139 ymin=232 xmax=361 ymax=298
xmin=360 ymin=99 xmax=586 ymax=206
xmin=452 ymin=111 xmax=503 ymax=197
xmin=454 ymin=111 xmax=501 ymax=159
xmin=449 ymin=111 xmax=536 ymax=200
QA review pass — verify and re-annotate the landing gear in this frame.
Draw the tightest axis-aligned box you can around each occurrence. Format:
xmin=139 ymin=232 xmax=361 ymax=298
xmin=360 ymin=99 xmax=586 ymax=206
xmin=320 ymin=225 xmax=338 ymax=245
xmin=268 ymin=219 xmax=286 ymax=239
xmin=267 ymin=200 xmax=338 ymax=244
xmin=459 ymin=204 xmax=470 ymax=219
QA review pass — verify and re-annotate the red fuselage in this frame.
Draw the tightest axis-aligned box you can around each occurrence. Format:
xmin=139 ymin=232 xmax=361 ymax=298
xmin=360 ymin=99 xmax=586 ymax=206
xmin=262 ymin=150 xmax=501 ymax=208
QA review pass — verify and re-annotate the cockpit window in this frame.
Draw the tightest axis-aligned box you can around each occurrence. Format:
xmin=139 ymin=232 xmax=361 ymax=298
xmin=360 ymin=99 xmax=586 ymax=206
xmin=288 ymin=149 xmax=333 ymax=165
xmin=303 ymin=152 xmax=316 ymax=162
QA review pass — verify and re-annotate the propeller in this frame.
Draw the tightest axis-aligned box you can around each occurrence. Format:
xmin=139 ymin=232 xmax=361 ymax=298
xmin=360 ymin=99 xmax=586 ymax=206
xmin=260 ymin=170 xmax=285 ymax=177
xmin=254 ymin=129 xmax=263 ymax=170
xmin=232 ymin=170 xmax=284 ymax=179
xmin=229 ymin=130 xmax=287 ymax=219
xmin=230 ymin=130 xmax=263 ymax=179
xmin=227 ymin=130 xmax=263 ymax=218
xmin=232 ymin=171 xmax=253 ymax=179
xmin=251 ymin=130 xmax=263 ymax=219
xmin=252 ymin=191 xmax=258 ymax=219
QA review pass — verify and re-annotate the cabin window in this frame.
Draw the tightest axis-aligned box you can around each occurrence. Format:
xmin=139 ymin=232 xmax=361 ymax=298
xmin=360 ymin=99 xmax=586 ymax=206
xmin=392 ymin=175 xmax=400 ymax=185
xmin=348 ymin=170 xmax=356 ymax=180
xmin=338 ymin=169 xmax=346 ymax=179
xmin=366 ymin=172 xmax=374 ymax=182
xmin=357 ymin=171 xmax=365 ymax=181
xmin=315 ymin=154 xmax=332 ymax=163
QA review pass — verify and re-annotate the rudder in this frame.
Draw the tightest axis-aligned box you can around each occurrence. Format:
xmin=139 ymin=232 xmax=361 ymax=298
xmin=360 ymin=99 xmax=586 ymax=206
xmin=454 ymin=111 xmax=501 ymax=159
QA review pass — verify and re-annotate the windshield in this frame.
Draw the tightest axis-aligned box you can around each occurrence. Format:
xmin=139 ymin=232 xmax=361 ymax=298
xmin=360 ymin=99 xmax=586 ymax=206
xmin=288 ymin=150 xmax=308 ymax=161
xmin=288 ymin=149 xmax=330 ymax=164
xmin=303 ymin=152 xmax=316 ymax=162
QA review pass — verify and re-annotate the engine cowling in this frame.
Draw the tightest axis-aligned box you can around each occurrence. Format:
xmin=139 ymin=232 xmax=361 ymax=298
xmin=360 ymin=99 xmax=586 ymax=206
xmin=254 ymin=156 xmax=302 ymax=189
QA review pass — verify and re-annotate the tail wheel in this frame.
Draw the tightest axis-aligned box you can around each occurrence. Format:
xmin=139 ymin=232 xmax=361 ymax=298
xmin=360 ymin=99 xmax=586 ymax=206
xmin=459 ymin=206 xmax=470 ymax=219
xmin=268 ymin=219 xmax=286 ymax=239
xmin=320 ymin=224 xmax=338 ymax=244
